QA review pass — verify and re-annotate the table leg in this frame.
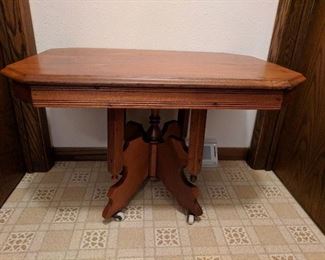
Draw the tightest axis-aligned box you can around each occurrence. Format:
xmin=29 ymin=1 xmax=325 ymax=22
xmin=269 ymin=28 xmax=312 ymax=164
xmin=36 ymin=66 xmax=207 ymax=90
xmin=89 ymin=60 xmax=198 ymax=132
xmin=177 ymin=109 xmax=190 ymax=138
xmin=186 ymin=109 xmax=207 ymax=180
xmin=107 ymin=109 xmax=125 ymax=179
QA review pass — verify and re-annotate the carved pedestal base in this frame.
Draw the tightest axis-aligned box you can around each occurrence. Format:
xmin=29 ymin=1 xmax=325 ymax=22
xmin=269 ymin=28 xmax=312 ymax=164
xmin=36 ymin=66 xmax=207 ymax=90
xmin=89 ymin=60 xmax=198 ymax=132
xmin=103 ymin=110 xmax=203 ymax=220
xmin=157 ymin=137 xmax=202 ymax=216
xmin=102 ymin=137 xmax=149 ymax=219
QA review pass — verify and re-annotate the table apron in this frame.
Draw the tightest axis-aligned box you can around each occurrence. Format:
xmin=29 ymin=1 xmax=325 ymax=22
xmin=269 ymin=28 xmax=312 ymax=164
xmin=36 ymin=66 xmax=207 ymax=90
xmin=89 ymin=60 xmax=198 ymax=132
xmin=14 ymin=87 xmax=284 ymax=110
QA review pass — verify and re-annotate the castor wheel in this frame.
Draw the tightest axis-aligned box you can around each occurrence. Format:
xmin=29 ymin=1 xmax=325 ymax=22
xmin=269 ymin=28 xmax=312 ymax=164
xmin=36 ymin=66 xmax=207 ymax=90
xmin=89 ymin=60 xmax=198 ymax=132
xmin=190 ymin=175 xmax=197 ymax=183
xmin=187 ymin=213 xmax=195 ymax=225
xmin=113 ymin=211 xmax=125 ymax=221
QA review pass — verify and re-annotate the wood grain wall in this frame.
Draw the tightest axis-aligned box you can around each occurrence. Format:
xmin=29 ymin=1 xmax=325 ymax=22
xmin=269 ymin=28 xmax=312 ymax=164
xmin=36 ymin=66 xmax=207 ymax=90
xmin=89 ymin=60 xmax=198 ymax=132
xmin=273 ymin=0 xmax=325 ymax=232
xmin=248 ymin=0 xmax=325 ymax=232
xmin=248 ymin=0 xmax=315 ymax=170
xmin=0 ymin=47 xmax=25 ymax=206
xmin=0 ymin=0 xmax=53 ymax=173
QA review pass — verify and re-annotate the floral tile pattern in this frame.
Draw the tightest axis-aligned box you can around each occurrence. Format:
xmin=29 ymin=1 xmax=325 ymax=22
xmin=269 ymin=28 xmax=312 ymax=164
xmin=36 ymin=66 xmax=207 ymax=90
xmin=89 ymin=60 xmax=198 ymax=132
xmin=32 ymin=188 xmax=56 ymax=201
xmin=224 ymin=167 xmax=247 ymax=182
xmin=92 ymin=185 xmax=108 ymax=200
xmin=155 ymin=228 xmax=180 ymax=247
xmin=259 ymin=185 xmax=283 ymax=198
xmin=0 ymin=161 xmax=324 ymax=260
xmin=269 ymin=254 xmax=296 ymax=260
xmin=207 ymin=185 xmax=230 ymax=199
xmin=152 ymin=186 xmax=171 ymax=199
xmin=222 ymin=226 xmax=251 ymax=245
xmin=287 ymin=225 xmax=318 ymax=244
xmin=243 ymin=203 xmax=269 ymax=219
xmin=0 ymin=208 xmax=14 ymax=224
xmin=20 ymin=173 xmax=35 ymax=183
xmin=80 ymin=230 xmax=107 ymax=249
xmin=53 ymin=207 xmax=79 ymax=223
xmin=70 ymin=171 xmax=90 ymax=184
xmin=124 ymin=205 xmax=144 ymax=221
xmin=1 ymin=232 xmax=35 ymax=252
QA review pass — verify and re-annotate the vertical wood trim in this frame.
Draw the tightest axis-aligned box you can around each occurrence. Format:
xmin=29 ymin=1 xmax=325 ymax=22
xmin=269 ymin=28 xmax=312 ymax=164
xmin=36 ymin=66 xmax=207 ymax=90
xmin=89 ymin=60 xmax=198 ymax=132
xmin=0 ymin=0 xmax=53 ymax=172
xmin=248 ymin=0 xmax=315 ymax=170
xmin=186 ymin=109 xmax=207 ymax=176
xmin=273 ymin=0 xmax=324 ymax=232
xmin=107 ymin=109 xmax=125 ymax=178
xmin=0 ymin=52 xmax=25 ymax=206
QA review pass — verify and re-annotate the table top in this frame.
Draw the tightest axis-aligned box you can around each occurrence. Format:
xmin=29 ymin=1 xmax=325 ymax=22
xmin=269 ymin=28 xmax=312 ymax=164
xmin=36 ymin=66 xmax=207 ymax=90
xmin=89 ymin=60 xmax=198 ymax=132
xmin=0 ymin=48 xmax=306 ymax=110
xmin=1 ymin=48 xmax=305 ymax=90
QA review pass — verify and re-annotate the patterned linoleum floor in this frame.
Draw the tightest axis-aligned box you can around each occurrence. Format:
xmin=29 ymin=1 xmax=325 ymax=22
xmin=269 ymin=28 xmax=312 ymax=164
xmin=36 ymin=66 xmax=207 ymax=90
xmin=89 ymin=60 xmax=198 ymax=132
xmin=0 ymin=161 xmax=324 ymax=260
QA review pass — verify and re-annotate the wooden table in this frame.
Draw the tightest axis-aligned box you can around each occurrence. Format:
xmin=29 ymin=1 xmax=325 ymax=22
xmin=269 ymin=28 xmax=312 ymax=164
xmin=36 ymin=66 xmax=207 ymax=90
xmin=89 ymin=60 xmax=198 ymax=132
xmin=1 ymin=48 xmax=305 ymax=223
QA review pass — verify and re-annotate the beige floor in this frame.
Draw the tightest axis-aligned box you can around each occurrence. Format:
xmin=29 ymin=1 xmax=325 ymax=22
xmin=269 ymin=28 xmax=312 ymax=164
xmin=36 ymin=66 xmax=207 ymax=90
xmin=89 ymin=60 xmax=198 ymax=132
xmin=0 ymin=161 xmax=324 ymax=260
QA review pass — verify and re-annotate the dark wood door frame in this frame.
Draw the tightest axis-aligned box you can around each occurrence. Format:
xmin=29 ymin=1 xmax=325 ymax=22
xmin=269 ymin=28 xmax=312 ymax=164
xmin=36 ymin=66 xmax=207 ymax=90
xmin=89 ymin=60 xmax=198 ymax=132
xmin=273 ymin=0 xmax=324 ymax=232
xmin=248 ymin=0 xmax=316 ymax=170
xmin=0 ymin=0 xmax=53 ymax=172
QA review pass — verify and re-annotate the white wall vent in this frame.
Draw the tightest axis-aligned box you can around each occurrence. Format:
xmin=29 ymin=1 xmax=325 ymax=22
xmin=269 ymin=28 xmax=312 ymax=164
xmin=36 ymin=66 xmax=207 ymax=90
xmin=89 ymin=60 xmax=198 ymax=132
xmin=202 ymin=140 xmax=218 ymax=167
xmin=186 ymin=139 xmax=218 ymax=167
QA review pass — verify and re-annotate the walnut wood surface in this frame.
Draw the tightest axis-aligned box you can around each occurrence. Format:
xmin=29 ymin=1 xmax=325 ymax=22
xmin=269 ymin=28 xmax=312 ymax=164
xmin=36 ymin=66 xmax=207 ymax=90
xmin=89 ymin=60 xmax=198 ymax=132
xmin=1 ymin=48 xmax=305 ymax=90
xmin=1 ymin=48 xmax=306 ymax=110
xmin=103 ymin=120 xmax=203 ymax=219
xmin=273 ymin=0 xmax=325 ymax=232
xmin=157 ymin=137 xmax=202 ymax=216
xmin=13 ymin=87 xmax=285 ymax=110
xmin=103 ymin=137 xmax=149 ymax=219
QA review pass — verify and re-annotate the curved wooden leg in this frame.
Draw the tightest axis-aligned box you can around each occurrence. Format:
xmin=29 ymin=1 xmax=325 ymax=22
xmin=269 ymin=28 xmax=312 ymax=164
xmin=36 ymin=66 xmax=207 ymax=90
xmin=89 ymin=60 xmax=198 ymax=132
xmin=102 ymin=137 xmax=149 ymax=219
xmin=162 ymin=120 xmax=182 ymax=140
xmin=125 ymin=121 xmax=145 ymax=143
xmin=157 ymin=137 xmax=202 ymax=216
